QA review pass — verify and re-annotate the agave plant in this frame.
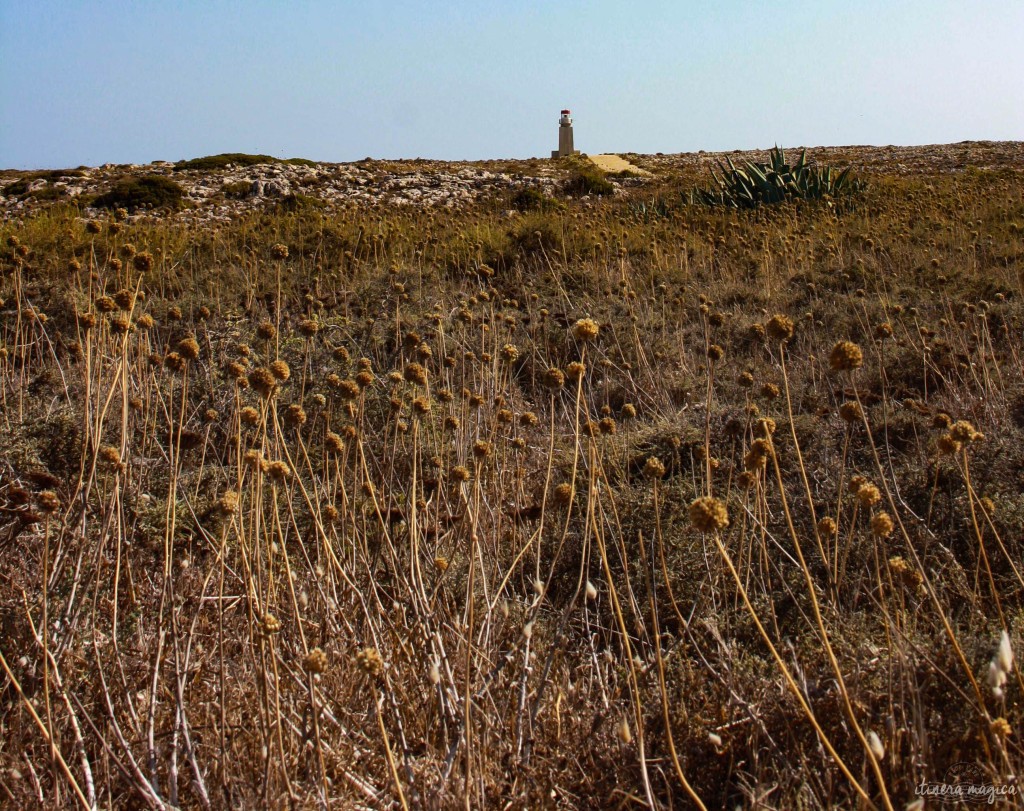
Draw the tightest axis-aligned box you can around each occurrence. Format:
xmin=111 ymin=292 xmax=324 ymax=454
xmin=692 ymin=146 xmax=864 ymax=209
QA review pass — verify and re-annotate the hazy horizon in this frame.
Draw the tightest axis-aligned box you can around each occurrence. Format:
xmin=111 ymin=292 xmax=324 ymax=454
xmin=2 ymin=0 xmax=1022 ymax=170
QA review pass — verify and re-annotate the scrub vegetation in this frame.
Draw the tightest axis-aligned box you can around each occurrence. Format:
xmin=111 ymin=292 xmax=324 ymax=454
xmin=0 ymin=143 xmax=1022 ymax=809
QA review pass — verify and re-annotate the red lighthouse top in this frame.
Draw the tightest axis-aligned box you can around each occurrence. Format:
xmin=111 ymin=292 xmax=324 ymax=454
xmin=561 ymin=109 xmax=571 ymax=115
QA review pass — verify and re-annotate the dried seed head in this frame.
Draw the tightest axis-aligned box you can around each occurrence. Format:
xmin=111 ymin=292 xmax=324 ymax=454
xmin=870 ymin=511 xmax=894 ymax=538
xmin=839 ymin=401 xmax=863 ymax=424
xmin=571 ymin=318 xmax=600 ymax=342
xmin=766 ymin=314 xmax=795 ymax=342
xmin=500 ymin=343 xmax=519 ymax=363
xmin=267 ymin=460 xmax=290 ymax=482
xmin=689 ymin=496 xmax=729 ymax=532
xmin=177 ymin=337 xmax=200 ymax=361
xmin=643 ymin=457 xmax=666 ymax=480
xmin=303 ymin=647 xmax=328 ymax=674
xmin=937 ymin=433 xmax=961 ymax=456
xmin=355 ymin=646 xmax=383 ymax=678
xmin=817 ymin=517 xmax=838 ymax=536
xmin=37 ymin=490 xmax=61 ymax=515
xmin=856 ymin=483 xmax=882 ymax=509
xmin=269 ymin=359 xmax=290 ymax=382
xmin=270 ymin=243 xmax=289 ymax=260
xmin=949 ymin=420 xmax=983 ymax=443
xmin=997 ymin=630 xmax=1014 ymax=674
xmin=566 ymin=361 xmax=586 ymax=381
xmin=829 ymin=340 xmax=864 ymax=372
xmin=544 ymin=367 xmax=565 ymax=390
xmin=867 ymin=731 xmax=885 ymax=760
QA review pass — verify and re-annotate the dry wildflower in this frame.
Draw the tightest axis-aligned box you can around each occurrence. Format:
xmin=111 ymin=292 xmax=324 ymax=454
xmin=256 ymin=321 xmax=276 ymax=341
xmin=643 ymin=457 xmax=666 ymax=480
xmin=749 ymin=322 xmax=767 ymax=341
xmin=416 ymin=342 xmax=432 ymax=359
xmin=997 ymin=630 xmax=1014 ymax=674
xmin=248 ymin=368 xmax=277 ymax=398
xmin=99 ymin=445 xmax=122 ymax=469
xmin=829 ymin=340 xmax=864 ymax=372
xmin=936 ymin=431 xmax=961 ymax=458
xmin=736 ymin=471 xmax=755 ymax=489
xmin=132 ymin=251 xmax=151 ymax=274
xmin=262 ymin=613 xmax=282 ymax=634
xmin=520 ymin=411 xmax=538 ymax=427
xmin=621 ymin=403 xmax=637 ymax=419
xmin=856 ymin=483 xmax=882 ymax=509
xmin=113 ymin=289 xmax=134 ymax=310
xmin=110 ymin=314 xmax=131 ymax=334
xmin=37 ymin=490 xmax=61 ymax=515
xmin=991 ymin=718 xmax=1012 ymax=739
xmin=867 ymin=731 xmax=885 ymax=760
xmin=766 ymin=314 xmax=794 ymax=342
xmin=871 ymin=511 xmax=894 ymax=538
xmin=707 ymin=344 xmax=724 ymax=362
xmin=325 ymin=431 xmax=344 ymax=454
xmin=269 ymin=359 xmax=290 ymax=382
xmin=339 ymin=379 xmax=361 ymax=400
xmin=270 ymin=243 xmax=289 ymax=260
xmin=760 ymin=382 xmax=779 ymax=399
xmin=599 ymin=417 xmax=617 ymax=435
xmin=737 ymin=371 xmax=754 ymax=388
xmin=77 ymin=311 xmax=97 ymax=330
xmin=226 ymin=361 xmax=247 ymax=380
xmin=566 ymin=361 xmax=586 ymax=381
xmin=754 ymin=417 xmax=776 ymax=437
xmin=875 ymin=322 xmax=893 ymax=339
xmin=689 ymin=496 xmax=729 ymax=532
xmin=497 ymin=408 xmax=513 ymax=424
xmin=323 ymin=504 xmax=339 ymax=523
xmin=553 ymin=483 xmax=575 ymax=505
xmin=267 ymin=460 xmax=290 ymax=482
xmin=355 ymin=370 xmax=374 ymax=389
xmin=500 ymin=343 xmax=519 ymax=363
xmin=284 ymin=404 xmax=307 ymax=428
xmin=303 ymin=647 xmax=328 ymax=674
xmin=817 ymin=517 xmax=838 ymax=536
xmin=96 ymin=295 xmax=116 ymax=313
xmin=136 ymin=313 xmax=154 ymax=330
xmin=246 ymin=449 xmax=271 ymax=476
xmin=404 ymin=362 xmax=428 ymax=386
xmin=178 ymin=337 xmax=200 ymax=361
xmin=167 ymin=306 xmax=182 ymax=321
xmin=240 ymin=406 xmax=260 ymax=426
xmin=988 ymin=660 xmax=1008 ymax=698
xmin=164 ymin=352 xmax=185 ymax=373
xmin=839 ymin=401 xmax=863 ymax=424
xmin=472 ymin=440 xmax=492 ymax=459
xmin=571 ymin=318 xmax=600 ymax=342
xmin=949 ymin=420 xmax=983 ymax=443
xmin=355 ymin=647 xmax=383 ymax=678
xmin=298 ymin=318 xmax=319 ymax=337
xmin=451 ymin=465 xmax=471 ymax=483
xmin=412 ymin=396 xmax=431 ymax=415
xmin=544 ymin=368 xmax=565 ymax=390
xmin=217 ymin=490 xmax=239 ymax=515
xmin=743 ymin=439 xmax=771 ymax=471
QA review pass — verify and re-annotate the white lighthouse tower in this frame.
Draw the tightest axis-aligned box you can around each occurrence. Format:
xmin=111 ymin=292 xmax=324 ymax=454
xmin=551 ymin=109 xmax=577 ymax=159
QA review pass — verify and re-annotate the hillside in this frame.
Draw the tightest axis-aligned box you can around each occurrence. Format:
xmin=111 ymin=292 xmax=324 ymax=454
xmin=1 ymin=141 xmax=1023 ymax=809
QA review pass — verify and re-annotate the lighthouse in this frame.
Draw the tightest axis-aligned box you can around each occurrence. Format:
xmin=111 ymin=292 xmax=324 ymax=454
xmin=551 ymin=109 xmax=577 ymax=159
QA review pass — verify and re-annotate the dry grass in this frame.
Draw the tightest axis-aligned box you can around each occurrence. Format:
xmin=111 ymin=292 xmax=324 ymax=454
xmin=0 ymin=146 xmax=1022 ymax=809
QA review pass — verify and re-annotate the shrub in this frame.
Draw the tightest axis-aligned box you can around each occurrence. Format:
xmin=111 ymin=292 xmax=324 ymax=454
xmin=510 ymin=186 xmax=560 ymax=212
xmin=92 ymin=175 xmax=185 ymax=212
xmin=692 ymin=146 xmax=864 ymax=209
xmin=562 ymin=166 xmax=614 ymax=198
xmin=174 ymin=153 xmax=316 ymax=171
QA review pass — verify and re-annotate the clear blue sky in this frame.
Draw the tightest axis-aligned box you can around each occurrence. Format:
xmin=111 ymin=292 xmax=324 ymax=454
xmin=1 ymin=0 xmax=1022 ymax=168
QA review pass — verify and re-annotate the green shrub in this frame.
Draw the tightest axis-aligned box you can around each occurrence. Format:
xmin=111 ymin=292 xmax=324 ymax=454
xmin=510 ymin=186 xmax=561 ymax=212
xmin=174 ymin=153 xmax=316 ymax=172
xmin=562 ymin=166 xmax=614 ymax=198
xmin=222 ymin=180 xmax=252 ymax=200
xmin=92 ymin=176 xmax=185 ymax=212
xmin=692 ymin=146 xmax=864 ymax=209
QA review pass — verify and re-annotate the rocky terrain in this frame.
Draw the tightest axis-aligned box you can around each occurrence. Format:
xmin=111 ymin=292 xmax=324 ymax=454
xmin=4 ymin=141 xmax=1020 ymax=226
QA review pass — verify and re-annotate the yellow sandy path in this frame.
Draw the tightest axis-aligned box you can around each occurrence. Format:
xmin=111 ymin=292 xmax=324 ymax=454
xmin=586 ymin=154 xmax=650 ymax=175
